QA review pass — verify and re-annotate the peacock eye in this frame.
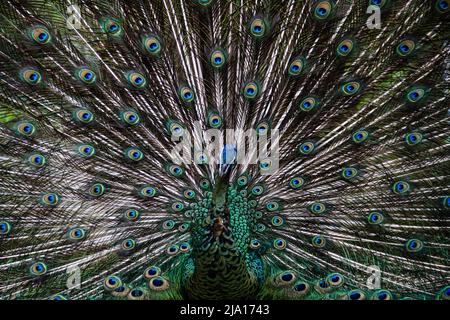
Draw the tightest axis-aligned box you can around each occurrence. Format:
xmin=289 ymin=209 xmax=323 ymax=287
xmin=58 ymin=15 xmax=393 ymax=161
xmin=179 ymin=242 xmax=190 ymax=252
xmin=120 ymin=110 xmax=140 ymax=125
xmin=249 ymin=239 xmax=261 ymax=249
xmin=312 ymin=235 xmax=326 ymax=248
xmin=273 ymin=238 xmax=287 ymax=250
xmin=124 ymin=208 xmax=140 ymax=221
xmin=40 ymin=192 xmax=60 ymax=206
xmin=20 ymin=68 xmax=42 ymax=85
xmin=15 ymin=121 xmax=36 ymax=137
xmin=74 ymin=109 xmax=94 ymax=124
xmin=104 ymin=275 xmax=122 ymax=291
xmin=68 ymin=227 xmax=86 ymax=241
xmin=298 ymin=141 xmax=315 ymax=155
xmin=171 ymin=202 xmax=185 ymax=212
xmin=148 ymin=276 xmax=170 ymax=291
xmin=0 ymin=221 xmax=11 ymax=235
xmin=167 ymin=120 xmax=186 ymax=137
xmin=276 ymin=271 xmax=296 ymax=285
xmin=249 ymin=17 xmax=269 ymax=38
xmin=392 ymin=181 xmax=410 ymax=195
xmin=166 ymin=244 xmax=179 ymax=255
xmin=207 ymin=111 xmax=222 ymax=128
xmin=368 ymin=211 xmax=384 ymax=225
xmin=341 ymin=81 xmax=361 ymax=95
xmin=336 ymin=39 xmax=354 ymax=57
xmin=396 ymin=39 xmax=416 ymax=57
xmin=435 ymin=0 xmax=449 ymax=13
xmin=125 ymin=147 xmax=144 ymax=162
xmin=348 ymin=289 xmax=365 ymax=300
xmin=194 ymin=152 xmax=209 ymax=165
xmin=406 ymin=87 xmax=425 ymax=103
xmin=142 ymin=35 xmax=162 ymax=56
xmin=251 ymin=185 xmax=264 ymax=196
xmin=288 ymin=56 xmax=306 ymax=76
xmin=326 ymin=272 xmax=344 ymax=287
xmin=369 ymin=0 xmax=387 ymax=8
xmin=237 ymin=175 xmax=248 ymax=186
xmin=30 ymin=26 xmax=51 ymax=44
xmin=309 ymin=202 xmax=326 ymax=214
xmin=314 ymin=1 xmax=333 ymax=20
xmin=199 ymin=178 xmax=210 ymax=190
xmin=210 ymin=48 xmax=227 ymax=68
xmin=243 ymin=81 xmax=260 ymax=100
xmin=51 ymin=294 xmax=67 ymax=300
xmin=405 ymin=239 xmax=423 ymax=253
xmin=126 ymin=71 xmax=147 ymax=89
xmin=293 ymin=281 xmax=310 ymax=296
xmin=121 ymin=238 xmax=136 ymax=251
xmin=256 ymin=121 xmax=270 ymax=136
xmin=144 ymin=266 xmax=161 ymax=279
xmin=77 ymin=68 xmax=97 ymax=84
xmin=197 ymin=0 xmax=214 ymax=6
xmin=77 ymin=144 xmax=96 ymax=157
xmin=341 ymin=167 xmax=358 ymax=179
xmin=299 ymin=97 xmax=319 ymax=112
xmin=259 ymin=159 xmax=273 ymax=172
xmin=289 ymin=177 xmax=305 ymax=189
xmin=183 ymin=189 xmax=196 ymax=199
xmin=168 ymin=164 xmax=184 ymax=177
xmin=88 ymin=183 xmax=106 ymax=197
xmin=100 ymin=17 xmax=123 ymax=37
xmin=128 ymin=288 xmax=145 ymax=300
xmin=352 ymin=129 xmax=369 ymax=143
xmin=178 ymin=222 xmax=190 ymax=232
xmin=265 ymin=201 xmax=279 ymax=212
xmin=405 ymin=132 xmax=423 ymax=145
xmin=179 ymin=86 xmax=195 ymax=103
xmin=256 ymin=223 xmax=266 ymax=233
xmin=271 ymin=215 xmax=285 ymax=227
xmin=27 ymin=153 xmax=46 ymax=167
xmin=162 ymin=220 xmax=175 ymax=230
xmin=372 ymin=289 xmax=392 ymax=300
xmin=30 ymin=262 xmax=48 ymax=276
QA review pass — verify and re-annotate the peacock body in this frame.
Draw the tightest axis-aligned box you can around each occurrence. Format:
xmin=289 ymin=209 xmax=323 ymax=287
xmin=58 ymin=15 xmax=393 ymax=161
xmin=0 ymin=0 xmax=449 ymax=301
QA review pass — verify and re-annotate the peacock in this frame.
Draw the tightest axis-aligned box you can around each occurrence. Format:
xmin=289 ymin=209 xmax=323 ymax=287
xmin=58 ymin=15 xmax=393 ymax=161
xmin=0 ymin=0 xmax=449 ymax=301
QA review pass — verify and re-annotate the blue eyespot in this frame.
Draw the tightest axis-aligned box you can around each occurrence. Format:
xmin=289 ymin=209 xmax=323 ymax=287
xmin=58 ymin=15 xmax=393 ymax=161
xmin=0 ymin=221 xmax=11 ymax=235
xmin=273 ymin=238 xmax=287 ymax=250
xmin=406 ymin=87 xmax=426 ymax=103
xmin=405 ymin=239 xmax=423 ymax=253
xmin=312 ymin=235 xmax=326 ymax=248
xmin=30 ymin=26 xmax=51 ymax=44
xmin=88 ymin=183 xmax=106 ymax=197
xmin=372 ymin=289 xmax=392 ymax=300
xmin=243 ymin=81 xmax=260 ymax=100
xmin=326 ymin=272 xmax=344 ymax=287
xmin=249 ymin=17 xmax=269 ymax=38
xmin=77 ymin=144 xmax=96 ymax=157
xmin=298 ymin=141 xmax=315 ymax=155
xmin=104 ymin=275 xmax=122 ymax=290
xmin=162 ymin=220 xmax=175 ymax=230
xmin=405 ymin=132 xmax=423 ymax=145
xmin=68 ymin=227 xmax=86 ymax=241
xmin=348 ymin=289 xmax=366 ymax=300
xmin=309 ymin=202 xmax=326 ymax=214
xmin=40 ymin=192 xmax=60 ymax=206
xmin=148 ymin=276 xmax=169 ymax=291
xmin=352 ymin=129 xmax=369 ymax=143
xmin=436 ymin=0 xmax=449 ymax=13
xmin=179 ymin=86 xmax=195 ymax=103
xmin=124 ymin=208 xmax=140 ymax=222
xmin=341 ymin=81 xmax=361 ymax=95
xmin=144 ymin=266 xmax=161 ymax=279
xmin=167 ymin=244 xmax=179 ymax=255
xmin=314 ymin=1 xmax=333 ymax=20
xmin=337 ymin=39 xmax=354 ymax=57
xmin=288 ymin=57 xmax=306 ymax=76
xmin=30 ymin=262 xmax=48 ymax=276
xmin=210 ymin=48 xmax=227 ymax=68
xmin=368 ymin=211 xmax=384 ymax=225
xmin=342 ymin=167 xmax=358 ymax=179
xmin=392 ymin=181 xmax=410 ymax=195
xmin=121 ymin=238 xmax=136 ymax=251
xmin=125 ymin=147 xmax=144 ymax=162
xmin=100 ymin=18 xmax=123 ymax=37
xmin=142 ymin=35 xmax=162 ymax=56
